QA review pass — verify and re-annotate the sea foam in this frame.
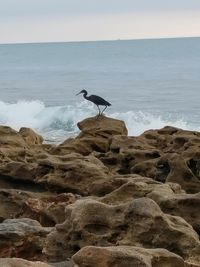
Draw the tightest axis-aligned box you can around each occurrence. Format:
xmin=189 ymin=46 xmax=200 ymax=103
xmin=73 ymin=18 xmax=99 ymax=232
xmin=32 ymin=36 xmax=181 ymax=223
xmin=0 ymin=100 xmax=195 ymax=143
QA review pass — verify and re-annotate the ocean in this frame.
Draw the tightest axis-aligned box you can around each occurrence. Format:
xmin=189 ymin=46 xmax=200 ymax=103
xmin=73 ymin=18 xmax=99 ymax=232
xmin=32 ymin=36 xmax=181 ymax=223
xmin=0 ymin=37 xmax=199 ymax=143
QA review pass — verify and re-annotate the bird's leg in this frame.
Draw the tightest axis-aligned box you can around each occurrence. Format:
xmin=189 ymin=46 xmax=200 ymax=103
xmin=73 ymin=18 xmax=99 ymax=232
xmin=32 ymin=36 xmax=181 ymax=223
xmin=96 ymin=105 xmax=101 ymax=118
xmin=101 ymin=106 xmax=107 ymax=115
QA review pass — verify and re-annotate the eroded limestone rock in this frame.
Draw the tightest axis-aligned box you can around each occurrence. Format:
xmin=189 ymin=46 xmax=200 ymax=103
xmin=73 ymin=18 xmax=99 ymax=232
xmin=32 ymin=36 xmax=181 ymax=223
xmin=0 ymin=258 xmax=53 ymax=267
xmin=19 ymin=127 xmax=43 ymax=146
xmin=35 ymin=153 xmax=109 ymax=195
xmin=99 ymin=126 xmax=200 ymax=193
xmin=100 ymin=175 xmax=183 ymax=204
xmin=0 ymin=189 xmax=77 ymax=226
xmin=73 ymin=246 xmax=185 ymax=267
xmin=44 ymin=198 xmax=200 ymax=262
xmin=53 ymin=116 xmax=128 ymax=155
xmin=0 ymin=218 xmax=52 ymax=259
xmin=148 ymin=189 xmax=200 ymax=234
xmin=1 ymin=120 xmax=200 ymax=266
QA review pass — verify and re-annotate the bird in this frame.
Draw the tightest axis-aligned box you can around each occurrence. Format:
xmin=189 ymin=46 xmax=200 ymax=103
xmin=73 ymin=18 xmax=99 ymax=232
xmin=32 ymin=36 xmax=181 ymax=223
xmin=76 ymin=89 xmax=111 ymax=116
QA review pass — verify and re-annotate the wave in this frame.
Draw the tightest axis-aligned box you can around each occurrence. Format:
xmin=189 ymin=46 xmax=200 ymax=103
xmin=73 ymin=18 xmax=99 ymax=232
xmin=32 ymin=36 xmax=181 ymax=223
xmin=111 ymin=111 xmax=189 ymax=136
xmin=0 ymin=100 xmax=196 ymax=143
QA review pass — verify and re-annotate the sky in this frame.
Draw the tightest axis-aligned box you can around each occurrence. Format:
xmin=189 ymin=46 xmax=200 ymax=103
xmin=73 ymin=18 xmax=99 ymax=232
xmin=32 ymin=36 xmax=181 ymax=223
xmin=0 ymin=0 xmax=200 ymax=44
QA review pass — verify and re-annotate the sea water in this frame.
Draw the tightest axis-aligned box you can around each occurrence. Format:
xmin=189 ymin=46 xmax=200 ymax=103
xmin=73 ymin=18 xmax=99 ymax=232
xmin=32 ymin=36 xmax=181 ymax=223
xmin=0 ymin=37 xmax=199 ymax=143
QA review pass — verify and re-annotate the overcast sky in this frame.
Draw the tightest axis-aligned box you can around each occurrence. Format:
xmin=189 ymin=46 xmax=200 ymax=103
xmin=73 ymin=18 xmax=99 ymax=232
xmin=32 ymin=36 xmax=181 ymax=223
xmin=0 ymin=0 xmax=200 ymax=43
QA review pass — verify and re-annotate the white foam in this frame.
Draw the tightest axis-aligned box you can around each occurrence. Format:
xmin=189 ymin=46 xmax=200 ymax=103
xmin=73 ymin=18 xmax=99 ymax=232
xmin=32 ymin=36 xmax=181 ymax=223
xmin=110 ymin=111 xmax=189 ymax=136
xmin=0 ymin=100 xmax=196 ymax=143
xmin=0 ymin=100 xmax=45 ymax=129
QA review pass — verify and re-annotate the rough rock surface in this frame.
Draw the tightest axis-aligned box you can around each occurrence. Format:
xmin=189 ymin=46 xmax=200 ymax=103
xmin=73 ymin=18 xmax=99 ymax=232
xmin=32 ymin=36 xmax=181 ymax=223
xmin=44 ymin=197 xmax=200 ymax=262
xmin=97 ymin=176 xmax=200 ymax=236
xmin=0 ymin=188 xmax=77 ymax=225
xmin=0 ymin=218 xmax=51 ymax=259
xmin=35 ymin=153 xmax=109 ymax=195
xmin=1 ymin=117 xmax=200 ymax=266
xmin=19 ymin=127 xmax=43 ymax=146
xmin=0 ymin=258 xmax=53 ymax=267
xmin=73 ymin=246 xmax=186 ymax=267
xmin=99 ymin=175 xmax=183 ymax=204
xmin=148 ymin=189 xmax=200 ymax=235
xmin=100 ymin=126 xmax=200 ymax=193
xmin=53 ymin=116 xmax=128 ymax=155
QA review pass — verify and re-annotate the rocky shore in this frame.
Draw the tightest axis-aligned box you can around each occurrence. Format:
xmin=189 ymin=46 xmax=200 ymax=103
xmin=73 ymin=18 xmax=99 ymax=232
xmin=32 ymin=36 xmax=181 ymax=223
xmin=0 ymin=116 xmax=200 ymax=267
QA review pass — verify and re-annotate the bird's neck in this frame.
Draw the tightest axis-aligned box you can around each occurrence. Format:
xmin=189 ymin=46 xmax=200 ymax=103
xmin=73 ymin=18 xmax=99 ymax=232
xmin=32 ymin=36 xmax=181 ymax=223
xmin=83 ymin=92 xmax=89 ymax=100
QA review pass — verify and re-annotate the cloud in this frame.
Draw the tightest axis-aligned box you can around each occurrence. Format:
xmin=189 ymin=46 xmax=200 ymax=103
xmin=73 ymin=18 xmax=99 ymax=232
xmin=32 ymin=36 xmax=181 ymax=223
xmin=0 ymin=0 xmax=200 ymax=20
xmin=0 ymin=0 xmax=199 ymax=43
xmin=0 ymin=12 xmax=200 ymax=44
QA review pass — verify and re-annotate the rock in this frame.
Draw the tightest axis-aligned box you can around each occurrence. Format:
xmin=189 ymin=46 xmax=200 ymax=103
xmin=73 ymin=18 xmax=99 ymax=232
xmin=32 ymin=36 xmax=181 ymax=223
xmin=44 ymin=197 xmax=200 ymax=262
xmin=19 ymin=127 xmax=43 ymax=146
xmin=185 ymin=262 xmax=200 ymax=267
xmin=166 ymin=153 xmax=200 ymax=193
xmin=36 ymin=153 xmax=109 ymax=195
xmin=0 ymin=126 xmax=27 ymax=148
xmin=0 ymin=126 xmax=49 ymax=185
xmin=100 ymin=176 xmax=183 ymax=205
xmin=77 ymin=116 xmax=128 ymax=138
xmin=0 ymin=161 xmax=37 ymax=182
xmin=24 ymin=192 xmax=76 ymax=225
xmin=1 ymin=122 xmax=200 ymax=194
xmin=99 ymin=127 xmax=200 ymax=193
xmin=88 ymin=174 xmax=133 ymax=197
xmin=90 ymin=174 xmax=167 ymax=197
xmin=1 ymin=120 xmax=200 ymax=266
xmin=0 ymin=127 xmax=45 ymax=182
xmin=53 ymin=116 xmax=128 ymax=155
xmin=0 ymin=258 xmax=53 ymax=267
xmin=73 ymin=246 xmax=185 ymax=267
xmin=51 ymin=260 xmax=74 ymax=267
xmin=148 ymin=189 xmax=200 ymax=234
xmin=0 ymin=148 xmax=109 ymax=197
xmin=99 ymin=134 xmax=161 ymax=174
xmin=0 ymin=218 xmax=52 ymax=259
xmin=0 ymin=189 xmax=37 ymax=223
xmin=0 ymin=189 xmax=78 ymax=226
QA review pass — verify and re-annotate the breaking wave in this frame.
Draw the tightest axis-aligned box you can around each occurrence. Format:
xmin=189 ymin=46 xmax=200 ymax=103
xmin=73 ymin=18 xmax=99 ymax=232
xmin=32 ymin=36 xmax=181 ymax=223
xmin=0 ymin=100 xmax=196 ymax=143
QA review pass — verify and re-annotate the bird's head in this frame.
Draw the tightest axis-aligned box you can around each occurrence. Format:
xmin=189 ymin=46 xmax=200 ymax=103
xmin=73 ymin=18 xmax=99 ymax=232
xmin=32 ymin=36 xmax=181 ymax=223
xmin=76 ymin=89 xmax=87 ymax=96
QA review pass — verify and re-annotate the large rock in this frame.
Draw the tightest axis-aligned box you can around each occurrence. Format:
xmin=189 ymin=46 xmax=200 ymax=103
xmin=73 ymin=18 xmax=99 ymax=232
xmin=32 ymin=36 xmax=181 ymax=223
xmin=35 ymin=153 xmax=109 ymax=195
xmin=19 ymin=127 xmax=43 ymax=146
xmin=0 ymin=126 xmax=28 ymax=147
xmin=148 ymin=189 xmax=200 ymax=234
xmin=0 ymin=189 xmax=77 ymax=226
xmin=0 ymin=218 xmax=52 ymax=259
xmin=44 ymin=198 xmax=200 ymax=262
xmin=99 ymin=176 xmax=200 ymax=237
xmin=0 ymin=138 xmax=109 ymax=196
xmin=77 ymin=116 xmax=128 ymax=137
xmin=99 ymin=175 xmax=183 ymax=204
xmin=73 ymin=246 xmax=185 ymax=267
xmin=53 ymin=116 xmax=128 ymax=155
xmin=185 ymin=262 xmax=200 ymax=267
xmin=1 ymin=121 xmax=200 ymax=266
xmin=0 ymin=126 xmax=47 ymax=183
xmin=99 ymin=126 xmax=200 ymax=193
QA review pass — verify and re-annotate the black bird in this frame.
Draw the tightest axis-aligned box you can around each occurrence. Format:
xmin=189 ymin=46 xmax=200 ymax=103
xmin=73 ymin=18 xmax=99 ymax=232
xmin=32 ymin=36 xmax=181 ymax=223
xmin=76 ymin=89 xmax=111 ymax=116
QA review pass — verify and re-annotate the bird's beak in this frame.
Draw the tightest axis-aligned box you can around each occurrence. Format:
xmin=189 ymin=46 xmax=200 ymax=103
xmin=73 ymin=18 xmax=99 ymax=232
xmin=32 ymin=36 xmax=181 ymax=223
xmin=76 ymin=91 xmax=81 ymax=96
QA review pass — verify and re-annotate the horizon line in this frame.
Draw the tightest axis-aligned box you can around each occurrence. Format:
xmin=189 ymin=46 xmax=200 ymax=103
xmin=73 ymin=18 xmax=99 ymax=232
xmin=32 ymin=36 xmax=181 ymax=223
xmin=0 ymin=35 xmax=200 ymax=46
